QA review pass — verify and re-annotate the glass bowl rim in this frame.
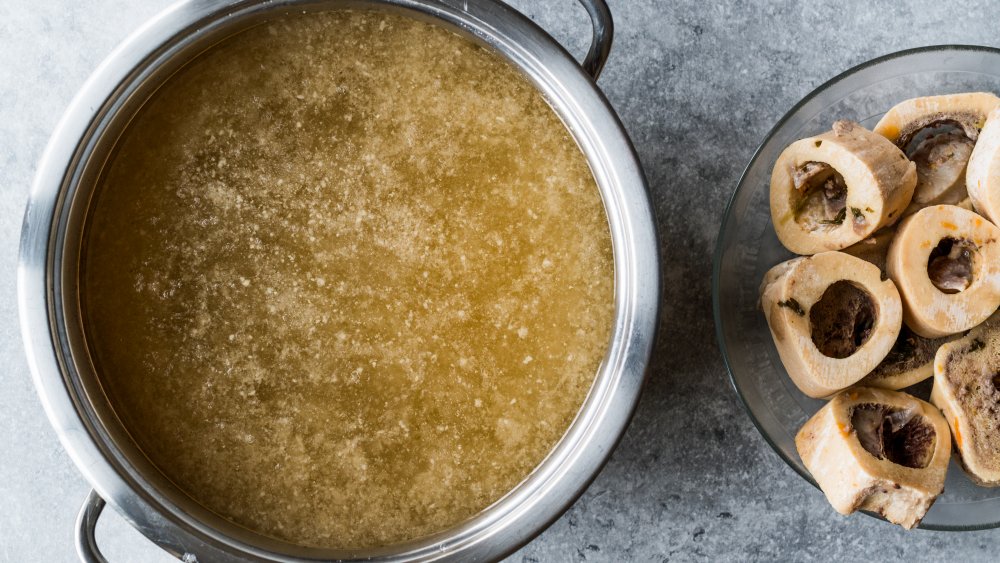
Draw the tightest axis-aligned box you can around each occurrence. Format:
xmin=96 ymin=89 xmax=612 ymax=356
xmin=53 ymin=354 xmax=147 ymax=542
xmin=712 ymin=43 xmax=1000 ymax=532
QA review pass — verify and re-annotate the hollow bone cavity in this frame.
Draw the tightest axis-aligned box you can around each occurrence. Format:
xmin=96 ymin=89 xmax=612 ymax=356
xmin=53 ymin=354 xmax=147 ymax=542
xmin=927 ymin=237 xmax=976 ymax=294
xmin=909 ymin=131 xmax=974 ymax=205
xmin=810 ymin=281 xmax=876 ymax=359
xmin=851 ymin=403 xmax=936 ymax=469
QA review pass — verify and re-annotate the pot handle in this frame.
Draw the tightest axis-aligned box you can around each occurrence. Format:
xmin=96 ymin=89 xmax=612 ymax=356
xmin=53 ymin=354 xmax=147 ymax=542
xmin=76 ymin=489 xmax=109 ymax=563
xmin=575 ymin=0 xmax=613 ymax=79
xmin=442 ymin=0 xmax=613 ymax=79
xmin=76 ymin=490 xmax=200 ymax=562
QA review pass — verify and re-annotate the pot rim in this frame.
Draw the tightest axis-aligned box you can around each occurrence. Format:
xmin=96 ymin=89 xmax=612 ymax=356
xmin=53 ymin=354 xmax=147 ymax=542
xmin=18 ymin=0 xmax=660 ymax=560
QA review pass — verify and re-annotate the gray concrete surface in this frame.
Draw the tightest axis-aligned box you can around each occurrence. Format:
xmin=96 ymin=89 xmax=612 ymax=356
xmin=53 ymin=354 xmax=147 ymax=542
xmin=2 ymin=0 xmax=999 ymax=561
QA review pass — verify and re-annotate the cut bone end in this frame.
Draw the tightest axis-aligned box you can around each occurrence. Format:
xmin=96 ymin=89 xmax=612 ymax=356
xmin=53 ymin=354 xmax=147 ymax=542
xmin=886 ymin=205 xmax=1000 ymax=338
xmin=932 ymin=314 xmax=1000 ymax=486
xmin=761 ymin=252 xmax=902 ymax=398
xmin=771 ymin=123 xmax=915 ymax=255
xmin=966 ymin=107 xmax=1000 ymax=224
xmin=874 ymin=92 xmax=1000 ymax=147
xmin=877 ymin=93 xmax=1000 ymax=220
xmin=796 ymin=387 xmax=950 ymax=529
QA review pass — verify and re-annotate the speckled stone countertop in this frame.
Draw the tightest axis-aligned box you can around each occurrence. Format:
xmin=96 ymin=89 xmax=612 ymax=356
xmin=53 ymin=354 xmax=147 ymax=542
xmin=2 ymin=1 xmax=999 ymax=561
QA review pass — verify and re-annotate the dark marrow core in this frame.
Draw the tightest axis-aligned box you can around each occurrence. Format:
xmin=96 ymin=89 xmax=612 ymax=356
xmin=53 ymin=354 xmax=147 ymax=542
xmin=993 ymin=373 xmax=1000 ymax=394
xmin=927 ymin=237 xmax=977 ymax=294
xmin=810 ymin=281 xmax=876 ymax=359
xmin=792 ymin=161 xmax=848 ymax=229
xmin=851 ymin=403 xmax=936 ymax=469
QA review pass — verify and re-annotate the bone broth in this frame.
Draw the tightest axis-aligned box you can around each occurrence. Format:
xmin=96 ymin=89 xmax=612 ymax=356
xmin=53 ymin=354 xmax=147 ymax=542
xmin=81 ymin=10 xmax=613 ymax=549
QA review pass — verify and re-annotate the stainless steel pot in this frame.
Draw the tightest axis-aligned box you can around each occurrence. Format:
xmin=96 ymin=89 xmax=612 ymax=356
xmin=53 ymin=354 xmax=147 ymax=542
xmin=18 ymin=0 xmax=659 ymax=561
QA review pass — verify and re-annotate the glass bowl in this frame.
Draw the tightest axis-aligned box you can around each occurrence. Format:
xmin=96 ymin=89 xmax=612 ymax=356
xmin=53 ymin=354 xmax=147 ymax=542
xmin=713 ymin=45 xmax=1000 ymax=531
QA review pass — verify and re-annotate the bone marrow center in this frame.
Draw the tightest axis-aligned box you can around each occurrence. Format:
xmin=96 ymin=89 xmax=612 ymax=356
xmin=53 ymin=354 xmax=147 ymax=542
xmin=792 ymin=161 xmax=849 ymax=230
xmin=927 ymin=237 xmax=976 ymax=294
xmin=809 ymin=280 xmax=876 ymax=359
xmin=851 ymin=403 xmax=936 ymax=469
